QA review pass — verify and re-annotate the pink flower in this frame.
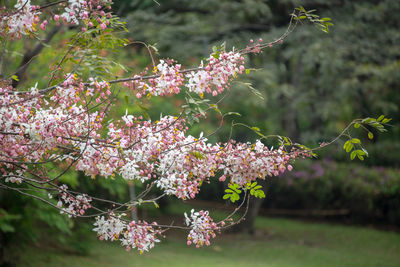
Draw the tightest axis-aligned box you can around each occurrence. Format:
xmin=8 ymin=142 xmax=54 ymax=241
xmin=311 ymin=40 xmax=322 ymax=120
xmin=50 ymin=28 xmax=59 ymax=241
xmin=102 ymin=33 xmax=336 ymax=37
xmin=100 ymin=23 xmax=107 ymax=30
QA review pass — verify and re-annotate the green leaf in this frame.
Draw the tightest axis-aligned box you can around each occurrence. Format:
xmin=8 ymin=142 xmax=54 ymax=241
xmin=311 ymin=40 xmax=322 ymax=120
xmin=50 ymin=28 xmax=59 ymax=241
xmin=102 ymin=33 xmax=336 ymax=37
xmin=0 ymin=224 xmax=15 ymax=233
xmin=225 ymin=112 xmax=241 ymax=117
xmin=251 ymin=127 xmax=261 ymax=132
xmin=351 ymin=138 xmax=361 ymax=144
xmin=345 ymin=142 xmax=354 ymax=153
xmin=350 ymin=151 xmax=356 ymax=160
xmin=356 ymin=150 xmax=365 ymax=156
xmin=343 ymin=141 xmax=348 ymax=150
xmin=298 ymin=5 xmax=306 ymax=12
xmin=362 ymin=118 xmax=375 ymax=124
xmin=377 ymin=115 xmax=385 ymax=122
xmin=354 ymin=123 xmax=360 ymax=129
xmin=189 ymin=151 xmax=205 ymax=160
xmin=230 ymin=193 xmax=240 ymax=203
xmin=368 ymin=132 xmax=374 ymax=140
xmin=11 ymin=75 xmax=19 ymax=81
xmin=233 ymin=188 xmax=242 ymax=194
xmin=210 ymin=104 xmax=221 ymax=114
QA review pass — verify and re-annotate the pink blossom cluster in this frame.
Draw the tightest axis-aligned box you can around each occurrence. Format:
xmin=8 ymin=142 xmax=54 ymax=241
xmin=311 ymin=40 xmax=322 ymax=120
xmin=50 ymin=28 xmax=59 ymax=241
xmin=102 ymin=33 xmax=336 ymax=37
xmin=0 ymin=83 xmax=46 ymax=171
xmin=58 ymin=0 xmax=113 ymax=29
xmin=3 ymin=169 xmax=24 ymax=184
xmin=57 ymin=184 xmax=92 ymax=217
xmin=113 ymin=115 xmax=305 ymax=199
xmin=93 ymin=215 xmax=162 ymax=253
xmin=125 ymin=59 xmax=184 ymax=98
xmin=121 ymin=220 xmax=162 ymax=253
xmin=1 ymin=73 xmax=306 ymax=201
xmin=61 ymin=0 xmax=89 ymax=25
xmin=186 ymin=51 xmax=245 ymax=96
xmin=185 ymin=209 xmax=219 ymax=248
xmin=107 ymin=115 xmax=221 ymax=199
xmin=220 ymin=140 xmax=300 ymax=186
xmin=124 ymin=50 xmax=244 ymax=98
xmin=0 ymin=0 xmax=113 ymax=38
xmin=0 ymin=74 xmax=110 ymax=178
xmin=0 ymin=0 xmax=40 ymax=38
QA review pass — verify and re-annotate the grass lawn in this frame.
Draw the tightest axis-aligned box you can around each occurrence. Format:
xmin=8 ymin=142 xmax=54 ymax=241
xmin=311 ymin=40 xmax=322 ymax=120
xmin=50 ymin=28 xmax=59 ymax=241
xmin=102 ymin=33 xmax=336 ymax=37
xmin=19 ymin=215 xmax=400 ymax=267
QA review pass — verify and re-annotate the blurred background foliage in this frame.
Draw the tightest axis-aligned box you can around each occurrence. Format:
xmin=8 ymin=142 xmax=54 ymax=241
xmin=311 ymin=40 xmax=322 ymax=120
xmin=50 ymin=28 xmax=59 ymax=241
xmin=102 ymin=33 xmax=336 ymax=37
xmin=1 ymin=0 xmax=400 ymax=264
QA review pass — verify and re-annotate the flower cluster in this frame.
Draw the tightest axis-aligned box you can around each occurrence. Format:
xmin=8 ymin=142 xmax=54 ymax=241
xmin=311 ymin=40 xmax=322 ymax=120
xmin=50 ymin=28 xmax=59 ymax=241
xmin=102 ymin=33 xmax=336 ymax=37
xmin=93 ymin=214 xmax=126 ymax=241
xmin=127 ymin=59 xmax=184 ymax=98
xmin=0 ymin=71 xmax=305 ymax=202
xmin=57 ymin=185 xmax=92 ymax=217
xmin=3 ymin=170 xmax=24 ymax=184
xmin=61 ymin=0 xmax=87 ymax=24
xmin=0 ymin=74 xmax=110 ymax=179
xmin=185 ymin=209 xmax=219 ymax=248
xmin=0 ymin=0 xmax=113 ymax=38
xmin=93 ymin=215 xmax=162 ymax=253
xmin=124 ymin=50 xmax=244 ymax=98
xmin=60 ymin=0 xmax=112 ymax=27
xmin=186 ymin=51 xmax=245 ymax=96
xmin=121 ymin=220 xmax=162 ymax=253
xmin=0 ymin=0 xmax=40 ymax=38
xmin=115 ymin=115 xmax=222 ymax=199
xmin=220 ymin=140 xmax=300 ymax=186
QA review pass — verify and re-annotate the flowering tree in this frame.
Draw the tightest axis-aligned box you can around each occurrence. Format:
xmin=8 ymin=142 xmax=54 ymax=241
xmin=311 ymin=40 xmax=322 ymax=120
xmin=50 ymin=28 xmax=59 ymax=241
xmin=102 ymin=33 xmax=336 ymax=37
xmin=0 ymin=0 xmax=391 ymax=253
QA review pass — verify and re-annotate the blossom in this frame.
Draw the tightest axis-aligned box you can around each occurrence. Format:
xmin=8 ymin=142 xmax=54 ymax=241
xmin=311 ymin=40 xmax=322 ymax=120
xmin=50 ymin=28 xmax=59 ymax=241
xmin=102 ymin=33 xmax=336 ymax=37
xmin=1 ymin=0 xmax=40 ymax=38
xmin=61 ymin=0 xmax=86 ymax=24
xmin=93 ymin=216 xmax=162 ymax=253
xmin=185 ymin=209 xmax=219 ymax=247
xmin=120 ymin=221 xmax=162 ymax=253
xmin=93 ymin=215 xmax=126 ymax=241
xmin=57 ymin=185 xmax=92 ymax=217
xmin=185 ymin=51 xmax=244 ymax=96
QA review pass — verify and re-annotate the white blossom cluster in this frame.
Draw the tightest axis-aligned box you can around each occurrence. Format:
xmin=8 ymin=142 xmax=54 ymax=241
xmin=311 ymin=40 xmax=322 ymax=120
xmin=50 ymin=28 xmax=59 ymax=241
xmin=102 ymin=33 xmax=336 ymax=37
xmin=93 ymin=216 xmax=162 ymax=253
xmin=185 ymin=209 xmax=219 ymax=248
xmin=61 ymin=0 xmax=86 ymax=24
xmin=186 ymin=51 xmax=244 ymax=96
xmin=1 ymin=0 xmax=39 ymax=38
xmin=93 ymin=215 xmax=126 ymax=241
xmin=57 ymin=184 xmax=92 ymax=217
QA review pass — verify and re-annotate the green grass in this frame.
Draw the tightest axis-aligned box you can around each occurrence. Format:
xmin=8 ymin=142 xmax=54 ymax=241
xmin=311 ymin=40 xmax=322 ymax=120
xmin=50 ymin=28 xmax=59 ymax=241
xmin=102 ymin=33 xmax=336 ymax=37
xmin=19 ymin=216 xmax=400 ymax=267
